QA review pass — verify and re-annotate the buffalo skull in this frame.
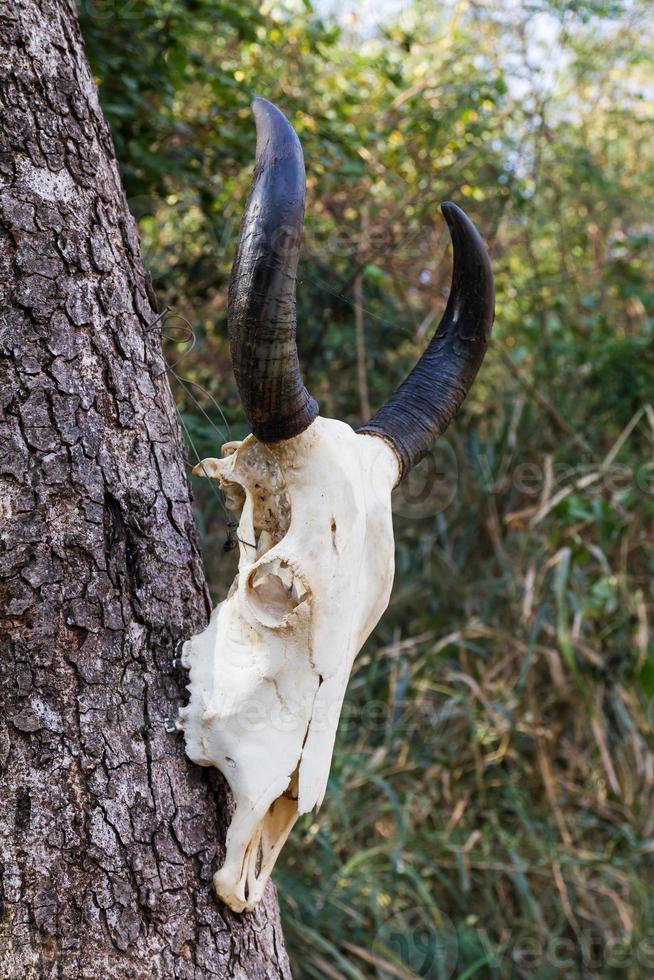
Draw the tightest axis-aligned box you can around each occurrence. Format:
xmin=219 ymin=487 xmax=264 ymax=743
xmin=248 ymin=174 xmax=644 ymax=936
xmin=177 ymin=98 xmax=494 ymax=912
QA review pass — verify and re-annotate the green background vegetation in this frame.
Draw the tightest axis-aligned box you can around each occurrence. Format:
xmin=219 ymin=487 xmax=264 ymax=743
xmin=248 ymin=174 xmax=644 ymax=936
xmin=80 ymin=0 xmax=654 ymax=975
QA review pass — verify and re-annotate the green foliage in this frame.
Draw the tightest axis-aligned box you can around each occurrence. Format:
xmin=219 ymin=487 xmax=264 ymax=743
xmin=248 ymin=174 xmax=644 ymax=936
xmin=81 ymin=0 xmax=654 ymax=975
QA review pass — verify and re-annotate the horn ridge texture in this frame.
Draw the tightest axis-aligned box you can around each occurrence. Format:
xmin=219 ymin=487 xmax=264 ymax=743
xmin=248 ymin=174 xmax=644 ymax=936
xmin=358 ymin=202 xmax=494 ymax=478
xmin=228 ymin=97 xmax=318 ymax=442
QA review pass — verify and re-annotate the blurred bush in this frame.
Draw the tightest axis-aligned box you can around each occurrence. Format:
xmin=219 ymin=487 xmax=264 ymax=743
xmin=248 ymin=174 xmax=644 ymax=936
xmin=81 ymin=0 xmax=654 ymax=976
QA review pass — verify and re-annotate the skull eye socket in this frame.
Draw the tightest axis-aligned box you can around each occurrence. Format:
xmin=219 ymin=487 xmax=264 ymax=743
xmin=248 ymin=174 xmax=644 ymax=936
xmin=246 ymin=558 xmax=310 ymax=628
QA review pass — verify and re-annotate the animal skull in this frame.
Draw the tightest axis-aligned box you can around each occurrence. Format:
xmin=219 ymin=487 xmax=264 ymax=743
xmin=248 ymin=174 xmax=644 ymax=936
xmin=179 ymin=419 xmax=398 ymax=911
xmin=177 ymin=99 xmax=494 ymax=912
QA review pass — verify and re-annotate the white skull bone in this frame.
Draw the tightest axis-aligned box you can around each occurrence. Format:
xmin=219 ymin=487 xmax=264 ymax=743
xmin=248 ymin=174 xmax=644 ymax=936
xmin=178 ymin=418 xmax=399 ymax=912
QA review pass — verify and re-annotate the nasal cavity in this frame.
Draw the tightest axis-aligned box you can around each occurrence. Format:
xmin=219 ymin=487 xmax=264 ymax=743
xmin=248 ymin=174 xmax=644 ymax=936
xmin=247 ymin=558 xmax=310 ymax=627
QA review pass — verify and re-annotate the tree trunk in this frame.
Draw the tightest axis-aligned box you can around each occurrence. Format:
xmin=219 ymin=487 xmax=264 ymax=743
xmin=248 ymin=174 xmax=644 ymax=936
xmin=0 ymin=2 xmax=291 ymax=976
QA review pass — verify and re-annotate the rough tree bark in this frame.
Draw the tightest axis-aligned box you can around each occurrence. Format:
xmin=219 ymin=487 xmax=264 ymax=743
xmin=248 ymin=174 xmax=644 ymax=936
xmin=0 ymin=1 xmax=292 ymax=976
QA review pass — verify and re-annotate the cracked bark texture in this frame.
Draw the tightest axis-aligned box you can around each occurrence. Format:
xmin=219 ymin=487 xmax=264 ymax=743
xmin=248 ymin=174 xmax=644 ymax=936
xmin=0 ymin=2 xmax=292 ymax=977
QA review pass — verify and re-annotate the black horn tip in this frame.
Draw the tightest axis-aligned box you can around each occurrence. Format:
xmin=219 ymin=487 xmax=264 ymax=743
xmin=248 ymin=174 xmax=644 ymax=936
xmin=441 ymin=201 xmax=485 ymax=257
xmin=251 ymin=97 xmax=302 ymax=169
xmin=441 ymin=201 xmax=495 ymax=336
xmin=441 ymin=200 xmax=492 ymax=277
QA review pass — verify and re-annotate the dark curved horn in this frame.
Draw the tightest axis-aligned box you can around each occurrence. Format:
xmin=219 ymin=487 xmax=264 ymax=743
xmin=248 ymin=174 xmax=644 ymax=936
xmin=359 ymin=202 xmax=494 ymax=478
xmin=228 ymin=98 xmax=318 ymax=442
